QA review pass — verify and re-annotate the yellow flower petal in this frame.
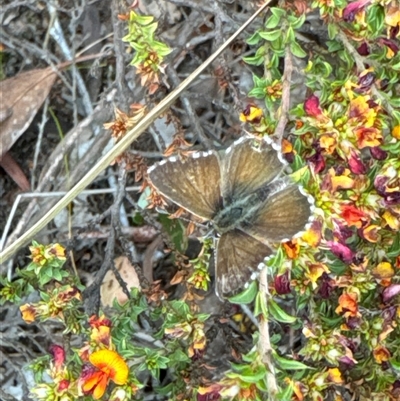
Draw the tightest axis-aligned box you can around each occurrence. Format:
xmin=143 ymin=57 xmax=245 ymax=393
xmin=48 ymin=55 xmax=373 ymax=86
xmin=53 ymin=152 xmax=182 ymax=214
xmin=385 ymin=5 xmax=400 ymax=28
xmin=89 ymin=350 xmax=129 ymax=385
xmin=328 ymin=368 xmax=343 ymax=384
xmin=382 ymin=211 xmax=400 ymax=230
xmin=20 ymin=304 xmax=36 ymax=324
xmin=331 ymin=175 xmax=354 ymax=191
xmin=373 ymin=262 xmax=394 ymax=279
xmin=392 ymin=124 xmax=400 ymax=140
xmin=373 ymin=346 xmax=390 ymax=364
xmin=362 ymin=225 xmax=380 ymax=243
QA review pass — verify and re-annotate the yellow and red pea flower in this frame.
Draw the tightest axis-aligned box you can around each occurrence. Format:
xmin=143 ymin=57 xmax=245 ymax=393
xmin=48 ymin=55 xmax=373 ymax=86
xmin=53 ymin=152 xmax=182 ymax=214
xmin=372 ymin=262 xmax=395 ymax=281
xmin=301 ymin=220 xmax=323 ymax=248
xmin=80 ymin=349 xmax=129 ymax=400
xmin=89 ymin=315 xmax=112 ymax=347
xmin=347 ymin=149 xmax=367 ymax=175
xmin=239 ymin=104 xmax=263 ymax=124
xmin=354 ymin=126 xmax=383 ymax=149
xmin=188 ymin=321 xmax=207 ymax=359
xmin=360 ymin=224 xmax=381 ymax=243
xmin=306 ymin=147 xmax=326 ymax=174
xmin=373 ymin=345 xmax=391 ymax=364
xmin=50 ymin=344 xmax=66 ymax=371
xmin=382 ymin=210 xmax=400 ymax=230
xmin=20 ymin=303 xmax=38 ymax=324
xmin=304 ymin=95 xmax=327 ymax=121
xmin=57 ymin=379 xmax=70 ymax=392
xmin=29 ymin=242 xmax=66 ymax=266
xmin=335 ymin=292 xmax=360 ymax=319
xmin=304 ymin=263 xmax=331 ymax=290
xmin=282 ymin=240 xmax=300 ymax=259
xmin=164 ymin=321 xmax=192 ymax=340
xmin=392 ymin=124 xmax=400 ymax=139
xmin=197 ymin=383 xmax=223 ymax=401
xmin=342 ymin=0 xmax=371 ymax=22
xmin=319 ymin=134 xmax=337 ymax=155
xmin=324 ymin=168 xmax=355 ymax=192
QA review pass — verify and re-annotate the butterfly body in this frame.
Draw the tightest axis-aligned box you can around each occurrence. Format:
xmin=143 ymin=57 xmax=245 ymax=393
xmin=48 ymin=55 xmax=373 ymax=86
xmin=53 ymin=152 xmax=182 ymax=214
xmin=148 ymin=137 xmax=314 ymax=298
xmin=213 ymin=184 xmax=270 ymax=234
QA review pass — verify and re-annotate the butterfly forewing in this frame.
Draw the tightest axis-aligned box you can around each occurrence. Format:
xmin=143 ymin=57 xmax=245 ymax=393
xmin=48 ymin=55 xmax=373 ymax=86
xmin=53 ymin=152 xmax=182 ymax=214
xmin=242 ymin=184 xmax=312 ymax=243
xmin=148 ymin=151 xmax=222 ymax=220
xmin=221 ymin=138 xmax=284 ymax=202
xmin=215 ymin=229 xmax=273 ymax=297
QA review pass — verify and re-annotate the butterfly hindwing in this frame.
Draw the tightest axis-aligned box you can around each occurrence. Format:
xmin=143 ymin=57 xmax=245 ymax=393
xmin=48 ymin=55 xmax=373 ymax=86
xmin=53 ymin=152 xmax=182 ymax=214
xmin=241 ymin=183 xmax=312 ymax=243
xmin=215 ymin=229 xmax=273 ymax=298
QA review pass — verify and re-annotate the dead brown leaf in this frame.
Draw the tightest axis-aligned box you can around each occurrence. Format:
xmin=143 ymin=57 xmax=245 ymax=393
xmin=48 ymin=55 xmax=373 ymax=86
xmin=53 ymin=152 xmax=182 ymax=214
xmin=0 ymin=67 xmax=58 ymax=160
xmin=100 ymin=256 xmax=141 ymax=307
xmin=0 ymin=53 xmax=104 ymax=189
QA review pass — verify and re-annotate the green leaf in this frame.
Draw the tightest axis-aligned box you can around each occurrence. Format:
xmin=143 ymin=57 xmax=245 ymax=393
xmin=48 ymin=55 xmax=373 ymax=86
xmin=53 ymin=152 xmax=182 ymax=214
xmin=258 ymin=30 xmax=282 ymax=42
xmin=285 ymin=27 xmax=295 ymax=44
xmin=39 ymin=273 xmax=53 ymax=286
xmin=248 ymin=87 xmax=266 ymax=98
xmin=276 ymin=382 xmax=294 ymax=401
xmin=390 ymin=359 xmax=400 ymax=371
xmin=142 ymin=23 xmax=158 ymax=37
xmin=230 ymin=364 xmax=267 ymax=382
xmin=327 ymin=23 xmax=338 ymax=40
xmin=247 ymin=32 xmax=261 ymax=45
xmin=274 ymin=353 xmax=312 ymax=370
xmin=389 ymin=97 xmax=400 ymax=109
xmin=387 ymin=233 xmax=400 ymax=257
xmin=381 ymin=140 xmax=400 ymax=154
xmin=134 ymin=14 xmax=155 ymax=25
xmin=264 ymin=14 xmax=281 ymax=29
xmin=158 ymin=214 xmax=187 ymax=254
xmin=228 ymin=280 xmax=258 ymax=304
xmin=238 ymin=365 xmax=267 ymax=383
xmin=367 ymin=4 xmax=385 ymax=35
xmin=290 ymin=41 xmax=307 ymax=58
xmin=265 ymin=246 xmax=284 ymax=269
xmin=268 ymin=299 xmax=297 ymax=323
xmin=169 ymin=349 xmax=190 ymax=364
xmin=169 ymin=299 xmax=191 ymax=317
xmin=40 ymin=291 xmax=50 ymax=302
xmin=270 ymin=7 xmax=286 ymax=19
xmin=152 ymin=41 xmax=172 ymax=56
xmin=254 ymin=291 xmax=268 ymax=318
xmin=243 ymin=55 xmax=264 ymax=66
xmin=52 ymin=269 xmax=62 ymax=282
xmin=289 ymin=13 xmax=306 ymax=30
xmin=155 ymin=383 xmax=174 ymax=395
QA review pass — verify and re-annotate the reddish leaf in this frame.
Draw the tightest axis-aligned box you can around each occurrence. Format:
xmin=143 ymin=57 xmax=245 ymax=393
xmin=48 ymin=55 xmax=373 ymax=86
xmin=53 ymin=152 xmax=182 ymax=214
xmin=0 ymin=152 xmax=30 ymax=191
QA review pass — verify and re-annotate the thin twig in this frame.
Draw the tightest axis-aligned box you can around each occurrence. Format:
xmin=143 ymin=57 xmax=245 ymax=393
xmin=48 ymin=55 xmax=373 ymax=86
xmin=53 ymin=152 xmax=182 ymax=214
xmin=258 ymin=268 xmax=279 ymax=399
xmin=274 ymin=48 xmax=294 ymax=141
xmin=166 ymin=66 xmax=213 ymax=148
xmin=47 ymin=3 xmax=93 ymax=117
xmin=31 ymin=98 xmax=50 ymax=189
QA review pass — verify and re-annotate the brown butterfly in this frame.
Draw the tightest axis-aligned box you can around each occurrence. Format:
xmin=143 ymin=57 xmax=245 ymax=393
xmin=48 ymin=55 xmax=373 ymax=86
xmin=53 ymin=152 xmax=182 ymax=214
xmin=148 ymin=137 xmax=314 ymax=298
